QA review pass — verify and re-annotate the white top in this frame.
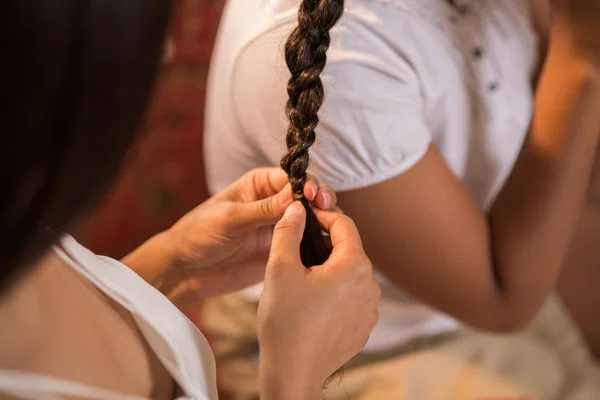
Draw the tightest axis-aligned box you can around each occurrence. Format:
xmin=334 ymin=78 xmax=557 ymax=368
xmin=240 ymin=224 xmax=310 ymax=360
xmin=205 ymin=0 xmax=538 ymax=352
xmin=0 ymin=236 xmax=218 ymax=400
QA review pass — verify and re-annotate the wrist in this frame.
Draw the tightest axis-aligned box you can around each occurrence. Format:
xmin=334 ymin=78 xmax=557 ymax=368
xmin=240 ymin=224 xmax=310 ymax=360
xmin=121 ymin=230 xmax=180 ymax=293
xmin=259 ymin=349 xmax=323 ymax=400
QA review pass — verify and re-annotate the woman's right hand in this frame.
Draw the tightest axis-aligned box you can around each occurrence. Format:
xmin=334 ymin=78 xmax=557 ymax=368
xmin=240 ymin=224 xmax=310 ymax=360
xmin=257 ymin=201 xmax=381 ymax=400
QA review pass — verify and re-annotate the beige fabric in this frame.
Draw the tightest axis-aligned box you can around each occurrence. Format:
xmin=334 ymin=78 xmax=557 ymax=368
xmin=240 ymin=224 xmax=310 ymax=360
xmin=201 ymin=294 xmax=600 ymax=400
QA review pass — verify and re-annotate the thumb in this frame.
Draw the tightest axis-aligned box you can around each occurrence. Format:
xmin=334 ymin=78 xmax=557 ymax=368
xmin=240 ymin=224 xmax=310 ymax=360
xmin=229 ymin=184 xmax=293 ymax=231
xmin=267 ymin=201 xmax=306 ymax=271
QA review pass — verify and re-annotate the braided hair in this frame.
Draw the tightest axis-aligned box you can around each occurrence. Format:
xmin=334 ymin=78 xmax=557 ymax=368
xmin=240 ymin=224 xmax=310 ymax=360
xmin=280 ymin=0 xmax=345 ymax=267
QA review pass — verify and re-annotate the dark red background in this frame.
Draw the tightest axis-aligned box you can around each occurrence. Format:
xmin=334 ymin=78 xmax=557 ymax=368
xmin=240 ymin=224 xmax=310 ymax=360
xmin=76 ymin=0 xmax=226 ymax=257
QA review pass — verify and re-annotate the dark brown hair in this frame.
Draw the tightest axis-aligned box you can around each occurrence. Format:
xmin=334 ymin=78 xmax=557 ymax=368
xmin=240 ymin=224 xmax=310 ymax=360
xmin=0 ymin=0 xmax=171 ymax=290
xmin=280 ymin=0 xmax=345 ymax=267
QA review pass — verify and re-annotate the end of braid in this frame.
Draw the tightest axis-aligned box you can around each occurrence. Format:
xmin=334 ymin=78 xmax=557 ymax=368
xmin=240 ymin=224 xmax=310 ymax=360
xmin=280 ymin=0 xmax=344 ymax=267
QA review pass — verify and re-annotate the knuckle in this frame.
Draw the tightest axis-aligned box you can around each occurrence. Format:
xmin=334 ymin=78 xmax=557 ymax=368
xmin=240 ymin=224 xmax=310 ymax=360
xmin=371 ymin=310 xmax=380 ymax=328
xmin=358 ymin=330 xmax=371 ymax=350
xmin=260 ymin=197 xmax=275 ymax=218
xmin=362 ymin=256 xmax=374 ymax=271
xmin=247 ymin=167 xmax=273 ymax=192
xmin=336 ymin=252 xmax=371 ymax=279
xmin=371 ymin=281 xmax=382 ymax=303
xmin=340 ymin=216 xmax=361 ymax=241
xmin=338 ymin=214 xmax=355 ymax=227
xmin=371 ymin=288 xmax=381 ymax=308
xmin=243 ymin=168 xmax=261 ymax=185
xmin=327 ymin=212 xmax=345 ymax=229
xmin=274 ymin=217 xmax=294 ymax=233
xmin=353 ymin=256 xmax=373 ymax=276
xmin=266 ymin=258 xmax=283 ymax=276
xmin=355 ymin=267 xmax=371 ymax=283
xmin=332 ymin=206 xmax=344 ymax=215
xmin=267 ymin=251 xmax=283 ymax=266
xmin=253 ymin=167 xmax=271 ymax=179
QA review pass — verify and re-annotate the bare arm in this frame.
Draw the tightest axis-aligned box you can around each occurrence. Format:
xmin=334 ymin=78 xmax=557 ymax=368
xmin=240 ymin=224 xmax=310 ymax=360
xmin=527 ymin=0 xmax=600 ymax=204
xmin=338 ymin=28 xmax=600 ymax=332
xmin=526 ymin=0 xmax=600 ymax=357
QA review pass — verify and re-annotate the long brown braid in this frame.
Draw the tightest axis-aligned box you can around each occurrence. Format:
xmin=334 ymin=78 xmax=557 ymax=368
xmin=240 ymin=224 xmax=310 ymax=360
xmin=280 ymin=0 xmax=345 ymax=267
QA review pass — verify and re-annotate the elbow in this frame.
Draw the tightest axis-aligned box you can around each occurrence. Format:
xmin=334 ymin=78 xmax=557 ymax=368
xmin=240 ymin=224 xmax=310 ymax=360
xmin=482 ymin=315 xmax=532 ymax=334
xmin=467 ymin=304 xmax=538 ymax=334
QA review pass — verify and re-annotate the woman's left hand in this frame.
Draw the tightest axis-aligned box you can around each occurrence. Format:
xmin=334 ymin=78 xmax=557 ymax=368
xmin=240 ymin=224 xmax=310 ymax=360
xmin=122 ymin=167 xmax=336 ymax=310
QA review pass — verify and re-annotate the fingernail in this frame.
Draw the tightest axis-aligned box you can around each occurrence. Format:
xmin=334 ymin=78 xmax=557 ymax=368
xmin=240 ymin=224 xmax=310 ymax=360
xmin=322 ymin=192 xmax=331 ymax=208
xmin=308 ymin=183 xmax=318 ymax=200
xmin=278 ymin=184 xmax=292 ymax=205
xmin=284 ymin=201 xmax=303 ymax=216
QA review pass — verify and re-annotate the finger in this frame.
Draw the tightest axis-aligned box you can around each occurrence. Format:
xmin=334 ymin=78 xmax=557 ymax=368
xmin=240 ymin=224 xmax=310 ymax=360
xmin=313 ymin=209 xmax=363 ymax=252
xmin=313 ymin=183 xmax=337 ymax=210
xmin=228 ymin=183 xmax=293 ymax=231
xmin=250 ymin=167 xmax=289 ymax=199
xmin=303 ymin=174 xmax=321 ymax=201
xmin=220 ymin=167 xmax=288 ymax=202
xmin=331 ymin=206 xmax=344 ymax=214
xmin=303 ymin=174 xmax=337 ymax=209
xmin=268 ymin=202 xmax=306 ymax=270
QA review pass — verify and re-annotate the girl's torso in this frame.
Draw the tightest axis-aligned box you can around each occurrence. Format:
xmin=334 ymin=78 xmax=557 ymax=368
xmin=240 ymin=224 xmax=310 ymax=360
xmin=205 ymin=0 xmax=539 ymax=352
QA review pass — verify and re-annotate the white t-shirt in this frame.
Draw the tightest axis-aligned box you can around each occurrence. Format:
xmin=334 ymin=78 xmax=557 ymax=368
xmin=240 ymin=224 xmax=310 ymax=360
xmin=0 ymin=236 xmax=218 ymax=400
xmin=205 ymin=0 xmax=538 ymax=352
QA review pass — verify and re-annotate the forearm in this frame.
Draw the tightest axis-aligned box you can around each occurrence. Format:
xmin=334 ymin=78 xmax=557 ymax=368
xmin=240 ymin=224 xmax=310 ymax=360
xmin=120 ymin=231 xmax=180 ymax=295
xmin=489 ymin=32 xmax=600 ymax=324
xmin=121 ymin=230 xmax=251 ymax=311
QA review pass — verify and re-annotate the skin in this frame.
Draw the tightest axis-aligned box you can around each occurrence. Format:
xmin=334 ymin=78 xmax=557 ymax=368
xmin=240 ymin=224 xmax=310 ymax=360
xmin=123 ymin=168 xmax=339 ymax=310
xmin=558 ymin=202 xmax=600 ymax=359
xmin=259 ymin=205 xmax=380 ymax=400
xmin=500 ymin=0 xmax=600 ymax=358
xmin=542 ymin=0 xmax=600 ymax=357
xmin=336 ymin=0 xmax=600 ymax=334
xmin=0 ymin=168 xmax=381 ymax=400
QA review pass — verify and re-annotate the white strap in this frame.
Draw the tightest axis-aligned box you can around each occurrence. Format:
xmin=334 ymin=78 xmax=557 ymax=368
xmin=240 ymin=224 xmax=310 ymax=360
xmin=0 ymin=371 xmax=148 ymax=400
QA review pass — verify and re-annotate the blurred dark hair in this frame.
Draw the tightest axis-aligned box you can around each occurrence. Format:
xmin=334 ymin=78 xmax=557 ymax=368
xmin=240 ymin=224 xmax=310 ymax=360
xmin=0 ymin=0 xmax=171 ymax=290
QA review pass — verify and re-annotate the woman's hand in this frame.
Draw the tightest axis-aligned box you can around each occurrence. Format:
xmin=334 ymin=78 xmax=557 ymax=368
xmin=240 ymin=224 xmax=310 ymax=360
xmin=257 ymin=203 xmax=381 ymax=400
xmin=122 ymin=167 xmax=337 ymax=310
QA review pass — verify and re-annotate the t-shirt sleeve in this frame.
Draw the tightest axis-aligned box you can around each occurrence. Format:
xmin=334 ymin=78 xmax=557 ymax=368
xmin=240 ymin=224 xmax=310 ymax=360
xmin=233 ymin=8 xmax=432 ymax=192
xmin=307 ymin=16 xmax=432 ymax=191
